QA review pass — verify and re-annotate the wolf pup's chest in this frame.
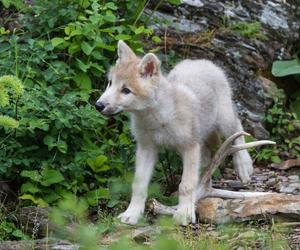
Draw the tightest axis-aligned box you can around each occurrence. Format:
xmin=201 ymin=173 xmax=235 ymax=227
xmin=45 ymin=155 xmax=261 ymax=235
xmin=133 ymin=119 xmax=194 ymax=147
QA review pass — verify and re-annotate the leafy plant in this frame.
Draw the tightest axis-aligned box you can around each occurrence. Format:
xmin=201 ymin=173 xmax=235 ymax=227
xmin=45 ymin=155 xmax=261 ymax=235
xmin=0 ymin=0 xmax=24 ymax=9
xmin=0 ymin=75 xmax=23 ymax=128
xmin=230 ymin=21 xmax=267 ymax=40
xmin=257 ymin=88 xmax=300 ymax=163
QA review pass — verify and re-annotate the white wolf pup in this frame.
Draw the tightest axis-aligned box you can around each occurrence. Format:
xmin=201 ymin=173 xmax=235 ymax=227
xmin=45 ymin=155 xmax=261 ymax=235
xmin=95 ymin=41 xmax=253 ymax=225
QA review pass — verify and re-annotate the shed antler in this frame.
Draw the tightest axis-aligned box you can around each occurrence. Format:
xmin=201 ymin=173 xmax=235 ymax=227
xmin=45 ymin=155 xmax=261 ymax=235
xmin=150 ymin=132 xmax=276 ymax=216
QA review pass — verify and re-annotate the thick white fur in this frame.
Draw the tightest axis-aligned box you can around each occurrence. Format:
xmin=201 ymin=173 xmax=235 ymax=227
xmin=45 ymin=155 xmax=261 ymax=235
xmin=97 ymin=41 xmax=253 ymax=225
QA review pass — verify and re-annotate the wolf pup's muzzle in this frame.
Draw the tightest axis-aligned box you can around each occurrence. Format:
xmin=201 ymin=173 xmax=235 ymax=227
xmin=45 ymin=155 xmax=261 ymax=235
xmin=95 ymin=101 xmax=105 ymax=112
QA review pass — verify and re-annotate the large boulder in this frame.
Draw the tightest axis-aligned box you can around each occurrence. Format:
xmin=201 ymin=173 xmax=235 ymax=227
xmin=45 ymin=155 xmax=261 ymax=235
xmin=147 ymin=0 xmax=300 ymax=139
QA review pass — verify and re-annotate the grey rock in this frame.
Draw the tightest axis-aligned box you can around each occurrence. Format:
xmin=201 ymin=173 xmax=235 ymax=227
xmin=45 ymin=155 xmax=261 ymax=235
xmin=280 ymin=183 xmax=300 ymax=194
xmin=288 ymin=175 xmax=300 ymax=182
xmin=266 ymin=177 xmax=277 ymax=186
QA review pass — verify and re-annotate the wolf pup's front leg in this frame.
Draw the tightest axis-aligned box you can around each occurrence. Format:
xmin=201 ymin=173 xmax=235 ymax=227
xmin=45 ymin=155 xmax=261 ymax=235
xmin=174 ymin=143 xmax=200 ymax=225
xmin=118 ymin=143 xmax=158 ymax=225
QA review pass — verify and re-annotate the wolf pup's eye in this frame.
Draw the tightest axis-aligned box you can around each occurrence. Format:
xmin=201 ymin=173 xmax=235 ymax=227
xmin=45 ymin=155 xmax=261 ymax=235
xmin=121 ymin=87 xmax=131 ymax=95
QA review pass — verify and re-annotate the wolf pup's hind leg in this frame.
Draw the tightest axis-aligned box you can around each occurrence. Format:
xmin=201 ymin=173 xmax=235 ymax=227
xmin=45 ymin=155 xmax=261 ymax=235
xmin=217 ymin=97 xmax=253 ymax=183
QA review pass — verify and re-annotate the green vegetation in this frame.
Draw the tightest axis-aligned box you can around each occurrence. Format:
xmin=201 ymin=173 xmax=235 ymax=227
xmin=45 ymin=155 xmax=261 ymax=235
xmin=230 ymin=21 xmax=267 ymax=40
xmin=0 ymin=75 xmax=23 ymax=128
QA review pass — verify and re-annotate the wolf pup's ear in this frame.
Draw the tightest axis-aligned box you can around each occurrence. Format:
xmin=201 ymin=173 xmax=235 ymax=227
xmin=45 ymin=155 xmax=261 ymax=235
xmin=117 ymin=40 xmax=136 ymax=63
xmin=139 ymin=53 xmax=161 ymax=78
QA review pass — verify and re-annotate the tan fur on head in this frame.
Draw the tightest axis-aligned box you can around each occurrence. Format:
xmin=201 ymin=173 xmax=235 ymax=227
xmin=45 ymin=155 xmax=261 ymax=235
xmin=109 ymin=44 xmax=161 ymax=97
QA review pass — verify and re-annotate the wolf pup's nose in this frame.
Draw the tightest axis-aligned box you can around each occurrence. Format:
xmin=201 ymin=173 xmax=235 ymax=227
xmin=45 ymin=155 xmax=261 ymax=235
xmin=95 ymin=102 xmax=105 ymax=112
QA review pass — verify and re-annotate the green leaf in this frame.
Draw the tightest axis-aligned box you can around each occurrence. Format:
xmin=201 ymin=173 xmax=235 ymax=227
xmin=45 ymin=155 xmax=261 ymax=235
xmin=0 ymin=43 xmax=10 ymax=53
xmin=86 ymin=188 xmax=109 ymax=206
xmin=20 ymin=170 xmax=42 ymax=183
xmin=152 ymin=36 xmax=161 ymax=43
xmin=272 ymin=58 xmax=300 ymax=77
xmin=43 ymin=135 xmax=56 ymax=150
xmin=271 ymin=155 xmax=281 ymax=164
xmin=81 ymin=41 xmax=93 ymax=55
xmin=90 ymin=63 xmax=104 ymax=73
xmin=19 ymin=194 xmax=48 ymax=207
xmin=76 ymin=58 xmax=90 ymax=72
xmin=41 ymin=168 xmax=64 ymax=186
xmin=87 ymin=155 xmax=110 ymax=173
xmin=95 ymin=43 xmax=115 ymax=51
xmin=51 ymin=37 xmax=65 ymax=47
xmin=73 ymin=72 xmax=92 ymax=90
xmin=68 ymin=42 xmax=81 ymax=54
xmin=21 ymin=182 xmax=40 ymax=194
xmin=167 ymin=0 xmax=181 ymax=5
xmin=57 ymin=140 xmax=68 ymax=154
xmin=105 ymin=2 xmax=117 ymax=10
xmin=115 ymin=34 xmax=132 ymax=41
xmin=1 ymin=0 xmax=10 ymax=8
xmin=104 ymin=10 xmax=116 ymax=22
xmin=291 ymin=96 xmax=300 ymax=119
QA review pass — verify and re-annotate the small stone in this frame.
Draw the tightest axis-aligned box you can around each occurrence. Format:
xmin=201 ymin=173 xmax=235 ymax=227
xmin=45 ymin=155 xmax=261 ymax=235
xmin=279 ymin=183 xmax=300 ymax=194
xmin=254 ymin=176 xmax=268 ymax=182
xmin=278 ymin=176 xmax=288 ymax=182
xmin=228 ymin=180 xmax=246 ymax=189
xmin=266 ymin=178 xmax=277 ymax=186
xmin=288 ymin=175 xmax=299 ymax=182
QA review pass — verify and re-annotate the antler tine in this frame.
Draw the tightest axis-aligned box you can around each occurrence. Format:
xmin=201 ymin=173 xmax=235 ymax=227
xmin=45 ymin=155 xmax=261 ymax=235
xmin=230 ymin=140 xmax=276 ymax=154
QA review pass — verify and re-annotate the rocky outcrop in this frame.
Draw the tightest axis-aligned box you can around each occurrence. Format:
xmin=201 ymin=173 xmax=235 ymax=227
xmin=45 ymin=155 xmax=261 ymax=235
xmin=147 ymin=0 xmax=300 ymax=138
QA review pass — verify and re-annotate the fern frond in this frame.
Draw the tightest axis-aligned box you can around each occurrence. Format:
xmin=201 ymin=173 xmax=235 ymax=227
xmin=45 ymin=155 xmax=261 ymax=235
xmin=0 ymin=115 xmax=19 ymax=129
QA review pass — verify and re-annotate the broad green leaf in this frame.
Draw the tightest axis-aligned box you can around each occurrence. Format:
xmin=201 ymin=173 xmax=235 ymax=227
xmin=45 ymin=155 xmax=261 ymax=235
xmin=81 ymin=41 xmax=93 ymax=55
xmin=90 ymin=63 xmax=104 ymax=73
xmin=87 ymin=155 xmax=110 ymax=173
xmin=1 ymin=0 xmax=10 ymax=8
xmin=105 ymin=2 xmax=117 ymax=10
xmin=271 ymin=155 xmax=281 ymax=164
xmin=73 ymin=72 xmax=92 ymax=90
xmin=291 ymin=96 xmax=300 ymax=119
xmin=133 ymin=26 xmax=145 ymax=35
xmin=96 ymin=43 xmax=115 ymax=51
xmin=43 ymin=135 xmax=56 ymax=150
xmin=19 ymin=194 xmax=48 ymax=207
xmin=86 ymin=188 xmax=109 ymax=206
xmin=51 ymin=37 xmax=65 ymax=47
xmin=167 ymin=0 xmax=181 ymax=4
xmin=76 ymin=58 xmax=90 ymax=72
xmin=20 ymin=170 xmax=42 ymax=183
xmin=152 ymin=36 xmax=161 ymax=43
xmin=41 ymin=168 xmax=64 ymax=186
xmin=57 ymin=140 xmax=68 ymax=154
xmin=104 ymin=10 xmax=116 ymax=22
xmin=0 ymin=43 xmax=10 ymax=53
xmin=115 ymin=34 xmax=132 ymax=41
xmin=21 ymin=182 xmax=40 ymax=194
xmin=68 ymin=42 xmax=81 ymax=54
xmin=272 ymin=58 xmax=300 ymax=77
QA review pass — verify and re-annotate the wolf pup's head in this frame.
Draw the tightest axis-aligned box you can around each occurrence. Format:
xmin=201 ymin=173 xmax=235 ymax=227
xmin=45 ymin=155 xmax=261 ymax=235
xmin=95 ymin=40 xmax=161 ymax=116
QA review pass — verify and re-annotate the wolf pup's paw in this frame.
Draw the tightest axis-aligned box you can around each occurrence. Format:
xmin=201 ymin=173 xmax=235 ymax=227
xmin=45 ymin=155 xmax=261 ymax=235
xmin=117 ymin=208 xmax=142 ymax=225
xmin=173 ymin=204 xmax=196 ymax=226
